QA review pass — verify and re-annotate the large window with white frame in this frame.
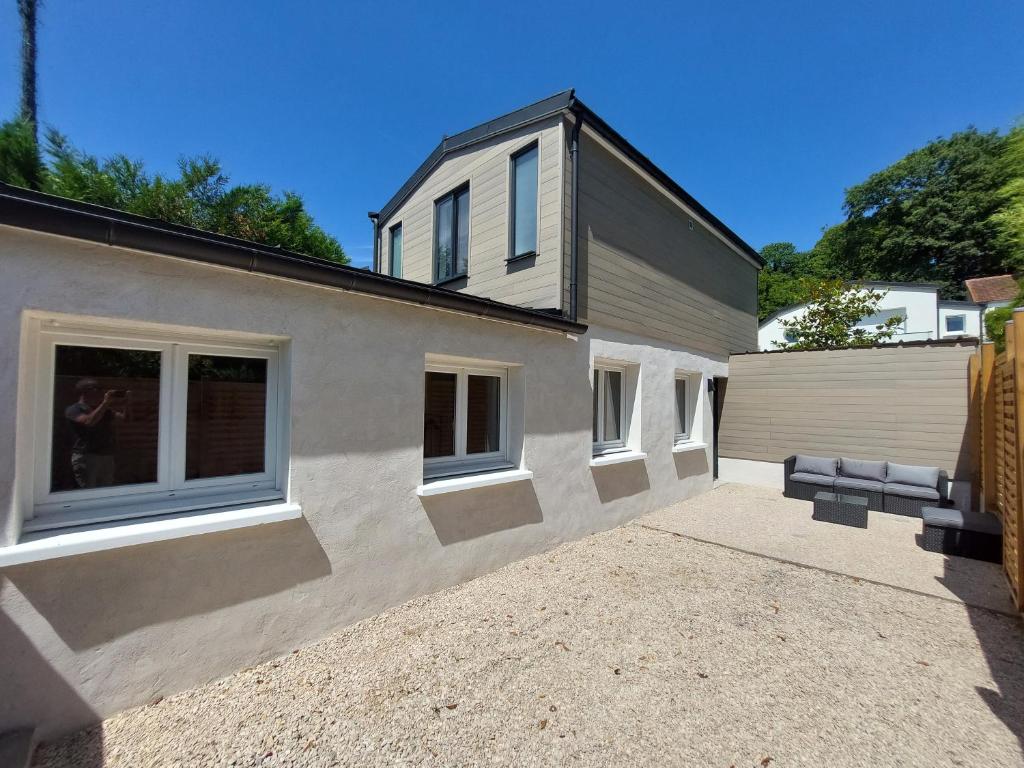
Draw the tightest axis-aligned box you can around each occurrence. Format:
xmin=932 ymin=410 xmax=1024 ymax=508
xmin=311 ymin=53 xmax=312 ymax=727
xmin=24 ymin=315 xmax=286 ymax=532
xmin=423 ymin=363 xmax=508 ymax=478
xmin=592 ymin=364 xmax=626 ymax=454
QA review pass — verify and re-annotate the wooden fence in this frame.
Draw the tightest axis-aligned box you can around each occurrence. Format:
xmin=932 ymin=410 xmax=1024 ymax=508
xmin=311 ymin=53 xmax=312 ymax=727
xmin=971 ymin=310 xmax=1024 ymax=611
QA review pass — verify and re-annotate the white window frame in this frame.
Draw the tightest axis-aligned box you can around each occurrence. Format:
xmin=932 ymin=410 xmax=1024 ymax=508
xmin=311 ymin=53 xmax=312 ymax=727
xmin=24 ymin=316 xmax=286 ymax=532
xmin=423 ymin=363 xmax=509 ymax=479
xmin=592 ymin=364 xmax=627 ymax=455
xmin=945 ymin=313 xmax=966 ymax=334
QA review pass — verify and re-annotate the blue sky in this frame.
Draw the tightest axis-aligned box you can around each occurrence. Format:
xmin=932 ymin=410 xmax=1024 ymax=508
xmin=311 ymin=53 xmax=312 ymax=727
xmin=1 ymin=1 xmax=1022 ymax=268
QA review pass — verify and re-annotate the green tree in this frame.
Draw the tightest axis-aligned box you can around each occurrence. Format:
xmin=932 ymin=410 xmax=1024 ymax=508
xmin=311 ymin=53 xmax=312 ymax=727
xmin=774 ymin=280 xmax=904 ymax=350
xmin=0 ymin=117 xmax=45 ymax=189
xmin=990 ymin=124 xmax=1024 ymax=259
xmin=18 ymin=0 xmax=39 ymax=141
xmin=983 ymin=277 xmax=1024 ymax=353
xmin=757 ymin=240 xmax=838 ymax=320
xmin=831 ymin=128 xmax=1013 ymax=298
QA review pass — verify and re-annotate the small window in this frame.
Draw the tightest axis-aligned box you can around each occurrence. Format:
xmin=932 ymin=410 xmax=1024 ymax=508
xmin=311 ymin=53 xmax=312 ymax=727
xmin=388 ymin=223 xmax=403 ymax=278
xmin=434 ymin=185 xmax=470 ymax=282
xmin=424 ymin=364 xmax=507 ymax=478
xmin=510 ymin=143 xmax=539 ymax=259
xmin=674 ymin=376 xmax=689 ymax=443
xmin=26 ymin=316 xmax=285 ymax=531
xmin=592 ymin=365 xmax=626 ymax=454
xmin=946 ymin=314 xmax=966 ymax=334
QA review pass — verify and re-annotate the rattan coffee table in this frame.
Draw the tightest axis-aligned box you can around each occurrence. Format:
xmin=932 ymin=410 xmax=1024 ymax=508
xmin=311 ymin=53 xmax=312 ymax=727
xmin=812 ymin=491 xmax=868 ymax=528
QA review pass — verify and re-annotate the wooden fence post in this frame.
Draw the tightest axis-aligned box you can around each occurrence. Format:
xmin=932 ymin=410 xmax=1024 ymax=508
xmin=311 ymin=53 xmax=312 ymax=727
xmin=1013 ymin=310 xmax=1024 ymax=609
xmin=980 ymin=343 xmax=997 ymax=512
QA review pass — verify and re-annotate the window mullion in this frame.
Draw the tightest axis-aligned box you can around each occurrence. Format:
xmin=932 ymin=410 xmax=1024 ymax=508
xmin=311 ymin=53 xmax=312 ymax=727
xmin=596 ymin=369 xmax=605 ymax=444
xmin=166 ymin=344 xmax=188 ymax=490
xmin=455 ymin=369 xmax=468 ymax=459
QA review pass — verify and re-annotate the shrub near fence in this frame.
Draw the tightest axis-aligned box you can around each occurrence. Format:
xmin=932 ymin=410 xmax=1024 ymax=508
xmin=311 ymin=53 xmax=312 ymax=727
xmin=972 ymin=309 xmax=1024 ymax=611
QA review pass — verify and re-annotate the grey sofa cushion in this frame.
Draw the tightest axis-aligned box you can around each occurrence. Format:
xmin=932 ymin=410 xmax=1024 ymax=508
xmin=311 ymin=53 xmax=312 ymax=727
xmin=835 ymin=476 xmax=884 ymax=493
xmin=884 ymin=482 xmax=940 ymax=501
xmin=922 ymin=507 xmax=1002 ymax=535
xmin=790 ymin=471 xmax=835 ymax=487
xmin=886 ymin=462 xmax=939 ymax=489
xmin=794 ymin=455 xmax=838 ymax=477
xmin=839 ymin=457 xmax=887 ymax=482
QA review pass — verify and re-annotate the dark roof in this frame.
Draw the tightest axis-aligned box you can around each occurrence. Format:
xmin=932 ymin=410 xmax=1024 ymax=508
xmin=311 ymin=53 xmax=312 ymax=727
xmin=937 ymin=299 xmax=981 ymax=308
xmin=758 ymin=280 xmax=944 ymax=327
xmin=376 ymin=89 xmax=763 ymax=267
xmin=0 ymin=182 xmax=587 ymax=335
xmin=965 ymin=274 xmax=1018 ymax=303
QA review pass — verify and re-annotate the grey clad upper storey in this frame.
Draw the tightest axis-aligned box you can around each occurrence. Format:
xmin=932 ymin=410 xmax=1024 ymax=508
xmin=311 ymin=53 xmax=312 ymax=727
xmin=373 ymin=90 xmax=762 ymax=356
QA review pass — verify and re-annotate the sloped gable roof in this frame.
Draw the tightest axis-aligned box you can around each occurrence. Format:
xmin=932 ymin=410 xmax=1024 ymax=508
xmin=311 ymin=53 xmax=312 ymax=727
xmin=965 ymin=274 xmax=1018 ymax=303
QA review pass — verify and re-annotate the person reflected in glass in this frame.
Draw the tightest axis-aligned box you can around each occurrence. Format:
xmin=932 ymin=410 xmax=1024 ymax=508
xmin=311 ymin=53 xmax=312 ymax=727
xmin=65 ymin=378 xmax=130 ymax=488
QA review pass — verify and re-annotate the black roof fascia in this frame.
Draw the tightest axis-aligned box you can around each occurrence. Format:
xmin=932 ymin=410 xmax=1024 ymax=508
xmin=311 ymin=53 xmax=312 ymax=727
xmin=0 ymin=183 xmax=587 ymax=335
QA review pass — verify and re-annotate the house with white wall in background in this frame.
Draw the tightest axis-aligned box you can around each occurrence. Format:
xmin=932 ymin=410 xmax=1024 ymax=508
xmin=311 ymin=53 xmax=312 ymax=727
xmin=758 ymin=281 xmax=985 ymax=350
xmin=0 ymin=89 xmax=760 ymax=741
xmin=965 ymin=274 xmax=1018 ymax=335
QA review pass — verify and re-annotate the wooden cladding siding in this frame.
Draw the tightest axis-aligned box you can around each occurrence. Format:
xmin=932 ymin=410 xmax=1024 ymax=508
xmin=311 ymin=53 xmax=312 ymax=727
xmin=378 ymin=116 xmax=564 ymax=310
xmin=719 ymin=342 xmax=978 ymax=477
xmin=576 ymin=131 xmax=758 ymax=356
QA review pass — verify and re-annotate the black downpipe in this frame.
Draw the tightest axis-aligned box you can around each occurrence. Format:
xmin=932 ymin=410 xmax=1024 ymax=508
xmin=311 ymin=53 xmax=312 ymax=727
xmin=568 ymin=112 xmax=583 ymax=322
xmin=368 ymin=211 xmax=380 ymax=273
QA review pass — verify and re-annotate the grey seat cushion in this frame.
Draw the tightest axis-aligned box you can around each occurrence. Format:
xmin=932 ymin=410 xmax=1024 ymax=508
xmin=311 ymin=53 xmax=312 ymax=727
xmin=923 ymin=507 xmax=1002 ymax=535
xmin=839 ymin=457 xmax=887 ymax=482
xmin=794 ymin=455 xmax=838 ymax=477
xmin=835 ymin=476 xmax=884 ymax=493
xmin=884 ymin=482 xmax=940 ymax=501
xmin=790 ymin=472 xmax=835 ymax=487
xmin=886 ymin=462 xmax=939 ymax=489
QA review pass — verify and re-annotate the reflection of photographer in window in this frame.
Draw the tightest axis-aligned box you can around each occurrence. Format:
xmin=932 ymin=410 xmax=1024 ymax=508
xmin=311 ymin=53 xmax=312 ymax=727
xmin=65 ymin=378 xmax=130 ymax=488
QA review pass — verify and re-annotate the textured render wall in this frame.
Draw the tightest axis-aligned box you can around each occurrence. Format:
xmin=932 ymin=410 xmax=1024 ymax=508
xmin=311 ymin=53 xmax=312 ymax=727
xmin=718 ymin=342 xmax=978 ymax=478
xmin=0 ymin=227 xmax=722 ymax=739
xmin=377 ymin=116 xmax=564 ymax=310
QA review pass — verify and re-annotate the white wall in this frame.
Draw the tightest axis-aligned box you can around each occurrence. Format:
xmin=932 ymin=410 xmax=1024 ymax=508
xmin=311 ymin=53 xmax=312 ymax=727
xmin=938 ymin=304 xmax=982 ymax=339
xmin=758 ymin=286 xmax=941 ymax=350
xmin=0 ymin=226 xmax=724 ymax=739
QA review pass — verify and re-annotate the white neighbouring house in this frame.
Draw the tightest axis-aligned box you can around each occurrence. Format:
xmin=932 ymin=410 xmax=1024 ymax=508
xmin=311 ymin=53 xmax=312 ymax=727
xmin=758 ymin=281 xmax=985 ymax=351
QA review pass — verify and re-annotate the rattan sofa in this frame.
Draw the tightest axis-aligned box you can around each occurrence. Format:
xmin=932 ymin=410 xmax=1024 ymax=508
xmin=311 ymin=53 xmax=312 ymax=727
xmin=784 ymin=455 xmax=947 ymax=517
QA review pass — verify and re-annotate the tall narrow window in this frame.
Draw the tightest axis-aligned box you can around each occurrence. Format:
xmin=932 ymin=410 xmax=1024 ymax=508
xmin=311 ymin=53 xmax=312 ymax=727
xmin=674 ymin=376 xmax=689 ymax=443
xmin=592 ymin=365 xmax=626 ymax=453
xmin=434 ymin=186 xmax=470 ymax=282
xmin=389 ymin=223 xmax=403 ymax=278
xmin=510 ymin=144 xmax=538 ymax=258
xmin=423 ymin=364 xmax=507 ymax=478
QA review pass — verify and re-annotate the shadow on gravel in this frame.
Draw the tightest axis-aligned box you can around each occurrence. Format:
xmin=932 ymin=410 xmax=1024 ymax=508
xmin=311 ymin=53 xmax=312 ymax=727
xmin=938 ymin=556 xmax=1024 ymax=754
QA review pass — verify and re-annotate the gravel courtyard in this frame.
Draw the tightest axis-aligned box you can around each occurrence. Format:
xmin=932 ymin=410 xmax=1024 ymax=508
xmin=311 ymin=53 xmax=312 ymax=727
xmin=35 ymin=485 xmax=1024 ymax=768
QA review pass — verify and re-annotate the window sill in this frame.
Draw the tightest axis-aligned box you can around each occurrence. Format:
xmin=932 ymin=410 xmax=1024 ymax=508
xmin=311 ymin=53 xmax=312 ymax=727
xmin=416 ymin=468 xmax=533 ymax=497
xmin=672 ymin=441 xmax=708 ymax=454
xmin=0 ymin=501 xmax=302 ymax=567
xmin=433 ymin=273 xmax=468 ymax=288
xmin=505 ymin=251 xmax=538 ymax=264
xmin=589 ymin=450 xmax=648 ymax=468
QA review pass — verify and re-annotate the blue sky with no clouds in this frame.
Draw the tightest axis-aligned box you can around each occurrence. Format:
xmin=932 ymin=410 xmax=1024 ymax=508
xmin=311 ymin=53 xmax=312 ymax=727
xmin=1 ymin=1 xmax=1022 ymax=268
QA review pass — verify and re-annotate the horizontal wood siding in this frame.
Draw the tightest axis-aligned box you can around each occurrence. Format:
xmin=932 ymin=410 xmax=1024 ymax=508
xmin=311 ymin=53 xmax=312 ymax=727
xmin=577 ymin=132 xmax=758 ymax=356
xmin=719 ymin=342 xmax=978 ymax=477
xmin=378 ymin=116 xmax=563 ymax=309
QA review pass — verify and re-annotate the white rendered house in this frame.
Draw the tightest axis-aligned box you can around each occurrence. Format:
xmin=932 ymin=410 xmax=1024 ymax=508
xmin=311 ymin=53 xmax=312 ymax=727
xmin=758 ymin=282 xmax=983 ymax=350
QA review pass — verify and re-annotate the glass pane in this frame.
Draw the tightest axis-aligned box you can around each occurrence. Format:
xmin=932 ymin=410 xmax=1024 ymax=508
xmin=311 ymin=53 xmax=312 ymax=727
xmin=51 ymin=345 xmax=161 ymax=492
xmin=592 ymin=370 xmax=600 ymax=442
xmin=603 ymin=370 xmax=622 ymax=443
xmin=513 ymin=146 xmax=538 ymax=256
xmin=675 ymin=378 xmax=687 ymax=437
xmin=435 ymin=196 xmax=454 ymax=280
xmin=467 ymin=375 xmax=501 ymax=454
xmin=424 ymin=372 xmax=457 ymax=458
xmin=186 ymin=355 xmax=267 ymax=480
xmin=456 ymin=189 xmax=470 ymax=276
xmin=389 ymin=225 xmax=402 ymax=277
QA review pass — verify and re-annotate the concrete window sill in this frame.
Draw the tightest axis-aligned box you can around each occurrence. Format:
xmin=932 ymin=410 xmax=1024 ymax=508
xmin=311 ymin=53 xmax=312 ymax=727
xmin=0 ymin=502 xmax=302 ymax=567
xmin=672 ymin=442 xmax=709 ymax=454
xmin=416 ymin=469 xmax=534 ymax=497
xmin=589 ymin=450 xmax=648 ymax=468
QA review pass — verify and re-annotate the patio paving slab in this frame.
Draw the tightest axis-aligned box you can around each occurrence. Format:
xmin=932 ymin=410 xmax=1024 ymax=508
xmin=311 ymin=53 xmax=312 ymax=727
xmin=34 ymin=486 xmax=1024 ymax=767
xmin=643 ymin=483 xmax=1016 ymax=615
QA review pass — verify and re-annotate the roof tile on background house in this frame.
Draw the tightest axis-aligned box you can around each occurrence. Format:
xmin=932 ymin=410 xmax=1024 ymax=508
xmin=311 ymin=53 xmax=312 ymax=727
xmin=965 ymin=274 xmax=1018 ymax=303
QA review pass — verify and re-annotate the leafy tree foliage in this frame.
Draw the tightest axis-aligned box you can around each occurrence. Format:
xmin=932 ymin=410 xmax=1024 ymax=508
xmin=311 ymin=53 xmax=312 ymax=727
xmin=0 ymin=120 xmax=348 ymax=264
xmin=990 ymin=124 xmax=1024 ymax=260
xmin=757 ymin=239 xmax=839 ymax=320
xmin=774 ymin=280 xmax=903 ymax=350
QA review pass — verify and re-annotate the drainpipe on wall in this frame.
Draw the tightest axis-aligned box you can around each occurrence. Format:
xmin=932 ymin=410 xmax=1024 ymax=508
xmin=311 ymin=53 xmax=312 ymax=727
xmin=568 ymin=110 xmax=583 ymax=322
xmin=368 ymin=211 xmax=380 ymax=273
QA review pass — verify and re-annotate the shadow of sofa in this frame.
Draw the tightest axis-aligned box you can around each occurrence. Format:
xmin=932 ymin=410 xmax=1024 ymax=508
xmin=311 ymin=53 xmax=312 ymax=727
xmin=783 ymin=454 xmax=948 ymax=517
